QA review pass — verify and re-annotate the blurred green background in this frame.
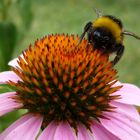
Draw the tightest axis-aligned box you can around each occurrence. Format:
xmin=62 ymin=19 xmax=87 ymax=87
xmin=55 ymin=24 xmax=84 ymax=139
xmin=0 ymin=0 xmax=140 ymax=132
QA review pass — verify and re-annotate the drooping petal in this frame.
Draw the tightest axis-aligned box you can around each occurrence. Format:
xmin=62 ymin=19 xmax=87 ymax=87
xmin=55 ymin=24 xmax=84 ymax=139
xmin=77 ymin=123 xmax=94 ymax=140
xmin=38 ymin=121 xmax=57 ymax=140
xmin=8 ymin=57 xmax=18 ymax=67
xmin=53 ymin=122 xmax=77 ymax=140
xmin=113 ymin=82 xmax=140 ymax=106
xmin=0 ymin=92 xmax=23 ymax=116
xmin=0 ymin=71 xmax=21 ymax=84
xmin=91 ymin=122 xmax=120 ymax=140
xmin=0 ymin=113 xmax=43 ymax=140
xmin=111 ymin=101 xmax=140 ymax=120
xmin=0 ymin=91 xmax=16 ymax=99
xmin=100 ymin=109 xmax=140 ymax=140
xmin=8 ymin=54 xmax=24 ymax=68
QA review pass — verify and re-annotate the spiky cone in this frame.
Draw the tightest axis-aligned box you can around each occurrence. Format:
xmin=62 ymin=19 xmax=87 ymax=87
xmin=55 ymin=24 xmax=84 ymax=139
xmin=0 ymin=34 xmax=140 ymax=140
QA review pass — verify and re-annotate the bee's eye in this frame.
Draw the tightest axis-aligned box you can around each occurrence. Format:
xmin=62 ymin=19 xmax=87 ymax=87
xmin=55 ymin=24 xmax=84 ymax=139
xmin=93 ymin=31 xmax=101 ymax=38
xmin=93 ymin=30 xmax=111 ymax=42
xmin=104 ymin=36 xmax=110 ymax=41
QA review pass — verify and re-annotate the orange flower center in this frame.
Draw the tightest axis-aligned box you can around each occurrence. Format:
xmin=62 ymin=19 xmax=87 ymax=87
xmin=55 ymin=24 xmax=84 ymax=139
xmin=8 ymin=34 xmax=121 ymax=130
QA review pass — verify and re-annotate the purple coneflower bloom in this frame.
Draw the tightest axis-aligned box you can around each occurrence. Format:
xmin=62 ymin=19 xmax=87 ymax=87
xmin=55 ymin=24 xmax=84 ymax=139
xmin=0 ymin=34 xmax=140 ymax=140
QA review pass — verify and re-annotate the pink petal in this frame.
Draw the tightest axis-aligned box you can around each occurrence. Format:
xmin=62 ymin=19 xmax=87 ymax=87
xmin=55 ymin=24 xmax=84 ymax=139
xmin=77 ymin=123 xmax=94 ymax=140
xmin=38 ymin=121 xmax=57 ymax=140
xmin=91 ymin=122 xmax=120 ymax=140
xmin=100 ymin=110 xmax=140 ymax=140
xmin=8 ymin=57 xmax=18 ymax=67
xmin=0 ymin=113 xmax=43 ymax=140
xmin=0 ymin=92 xmax=16 ymax=99
xmin=53 ymin=122 xmax=77 ymax=140
xmin=0 ymin=92 xmax=23 ymax=116
xmin=8 ymin=54 xmax=24 ymax=68
xmin=113 ymin=82 xmax=140 ymax=106
xmin=111 ymin=101 xmax=140 ymax=120
xmin=0 ymin=71 xmax=21 ymax=84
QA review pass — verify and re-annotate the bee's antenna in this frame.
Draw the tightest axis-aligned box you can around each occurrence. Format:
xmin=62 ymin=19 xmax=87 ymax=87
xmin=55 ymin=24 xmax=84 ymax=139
xmin=122 ymin=30 xmax=140 ymax=40
xmin=93 ymin=8 xmax=102 ymax=18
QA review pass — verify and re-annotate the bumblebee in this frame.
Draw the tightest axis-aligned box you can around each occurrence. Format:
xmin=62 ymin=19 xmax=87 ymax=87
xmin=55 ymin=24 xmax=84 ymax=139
xmin=79 ymin=14 xmax=140 ymax=65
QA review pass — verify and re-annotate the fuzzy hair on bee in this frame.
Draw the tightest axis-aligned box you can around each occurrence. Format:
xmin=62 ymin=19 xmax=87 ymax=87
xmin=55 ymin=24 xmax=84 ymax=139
xmin=79 ymin=10 xmax=140 ymax=65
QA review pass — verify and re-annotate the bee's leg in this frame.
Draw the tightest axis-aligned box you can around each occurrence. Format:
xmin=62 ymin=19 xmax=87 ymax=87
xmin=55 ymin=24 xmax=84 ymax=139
xmin=78 ymin=22 xmax=92 ymax=45
xmin=112 ymin=44 xmax=124 ymax=66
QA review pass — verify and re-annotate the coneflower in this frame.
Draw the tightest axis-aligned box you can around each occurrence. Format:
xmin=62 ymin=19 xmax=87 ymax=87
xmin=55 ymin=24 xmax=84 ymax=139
xmin=0 ymin=34 xmax=140 ymax=140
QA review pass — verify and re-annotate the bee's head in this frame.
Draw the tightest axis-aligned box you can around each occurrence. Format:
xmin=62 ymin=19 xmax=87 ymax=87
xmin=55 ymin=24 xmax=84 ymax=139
xmin=88 ymin=27 xmax=115 ymax=49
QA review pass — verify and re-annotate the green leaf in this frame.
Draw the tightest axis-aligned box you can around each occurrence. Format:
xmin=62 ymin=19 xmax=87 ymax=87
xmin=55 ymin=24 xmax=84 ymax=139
xmin=0 ymin=84 xmax=13 ymax=93
xmin=0 ymin=22 xmax=17 ymax=70
xmin=17 ymin=0 xmax=33 ymax=30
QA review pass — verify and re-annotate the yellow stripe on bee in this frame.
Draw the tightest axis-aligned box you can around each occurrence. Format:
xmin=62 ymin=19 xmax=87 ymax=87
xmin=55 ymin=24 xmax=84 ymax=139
xmin=93 ymin=16 xmax=122 ymax=43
